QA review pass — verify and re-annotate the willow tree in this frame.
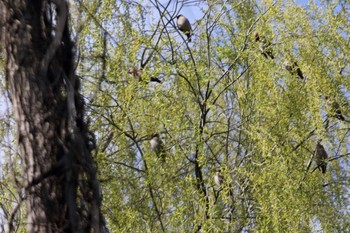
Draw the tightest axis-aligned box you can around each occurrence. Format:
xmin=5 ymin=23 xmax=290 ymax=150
xmin=1 ymin=0 xmax=350 ymax=232
xmin=71 ymin=0 xmax=350 ymax=232
xmin=0 ymin=1 xmax=105 ymax=232
xmin=72 ymin=0 xmax=350 ymax=232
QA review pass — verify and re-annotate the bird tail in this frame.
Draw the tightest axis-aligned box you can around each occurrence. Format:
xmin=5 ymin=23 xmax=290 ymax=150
xmin=336 ymin=115 xmax=345 ymax=121
xmin=150 ymin=77 xmax=162 ymax=83
xmin=297 ymin=70 xmax=305 ymax=79
xmin=335 ymin=110 xmax=345 ymax=121
xmin=187 ymin=34 xmax=192 ymax=42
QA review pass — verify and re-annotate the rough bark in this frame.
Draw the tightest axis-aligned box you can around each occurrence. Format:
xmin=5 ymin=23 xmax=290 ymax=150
xmin=0 ymin=1 xmax=106 ymax=232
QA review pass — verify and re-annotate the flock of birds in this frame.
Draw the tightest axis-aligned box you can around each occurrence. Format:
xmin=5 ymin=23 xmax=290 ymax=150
xmin=126 ymin=14 xmax=192 ymax=84
xmin=150 ymin=126 xmax=328 ymax=191
xmin=126 ymin=14 xmax=347 ymax=189
xmin=127 ymin=14 xmax=306 ymax=83
xmin=211 ymin=142 xmax=328 ymax=195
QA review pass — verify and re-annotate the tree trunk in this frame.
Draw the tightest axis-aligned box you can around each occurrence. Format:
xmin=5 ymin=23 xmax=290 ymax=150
xmin=0 ymin=1 xmax=105 ymax=232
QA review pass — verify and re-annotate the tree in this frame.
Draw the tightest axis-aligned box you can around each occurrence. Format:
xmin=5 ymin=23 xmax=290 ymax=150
xmin=0 ymin=1 xmax=106 ymax=232
xmin=1 ymin=0 xmax=350 ymax=232
xmin=77 ymin=0 xmax=350 ymax=231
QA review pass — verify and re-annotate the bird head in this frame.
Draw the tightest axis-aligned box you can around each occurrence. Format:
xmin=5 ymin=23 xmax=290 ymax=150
xmin=151 ymin=133 xmax=159 ymax=139
xmin=177 ymin=14 xmax=183 ymax=19
xmin=283 ymin=60 xmax=290 ymax=67
xmin=128 ymin=68 xmax=135 ymax=75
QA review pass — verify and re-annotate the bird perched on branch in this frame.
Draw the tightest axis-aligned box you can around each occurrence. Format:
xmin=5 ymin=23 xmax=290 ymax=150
xmin=214 ymin=168 xmax=224 ymax=188
xmin=315 ymin=141 xmax=328 ymax=174
xmin=127 ymin=67 xmax=161 ymax=83
xmin=177 ymin=14 xmax=192 ymax=42
xmin=254 ymin=32 xmax=274 ymax=59
xmin=284 ymin=60 xmax=305 ymax=79
xmin=150 ymin=133 xmax=165 ymax=161
xmin=325 ymin=96 xmax=345 ymax=121
xmin=331 ymin=101 xmax=345 ymax=121
xmin=128 ymin=67 xmax=143 ymax=81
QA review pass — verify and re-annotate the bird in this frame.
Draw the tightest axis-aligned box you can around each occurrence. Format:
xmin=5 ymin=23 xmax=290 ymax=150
xmin=127 ymin=67 xmax=161 ymax=83
xmin=254 ymin=32 xmax=274 ymax=59
xmin=325 ymin=96 xmax=345 ymax=121
xmin=315 ymin=141 xmax=328 ymax=174
xmin=150 ymin=133 xmax=165 ymax=161
xmin=176 ymin=15 xmax=192 ymax=42
xmin=284 ymin=60 xmax=305 ymax=79
xmin=332 ymin=101 xmax=345 ymax=121
xmin=128 ymin=67 xmax=143 ymax=81
xmin=214 ymin=168 xmax=224 ymax=188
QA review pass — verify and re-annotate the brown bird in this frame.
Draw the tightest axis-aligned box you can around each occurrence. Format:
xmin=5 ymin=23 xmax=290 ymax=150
xmin=128 ymin=67 xmax=161 ymax=83
xmin=214 ymin=168 xmax=224 ymax=187
xmin=284 ymin=60 xmax=304 ymax=79
xmin=128 ymin=67 xmax=143 ymax=81
xmin=150 ymin=133 xmax=165 ymax=161
xmin=315 ymin=141 xmax=328 ymax=174
xmin=255 ymin=32 xmax=274 ymax=59
xmin=177 ymin=15 xmax=192 ymax=42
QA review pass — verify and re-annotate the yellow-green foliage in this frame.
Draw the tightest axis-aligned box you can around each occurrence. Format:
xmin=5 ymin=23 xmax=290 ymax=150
xmin=0 ymin=0 xmax=342 ymax=232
